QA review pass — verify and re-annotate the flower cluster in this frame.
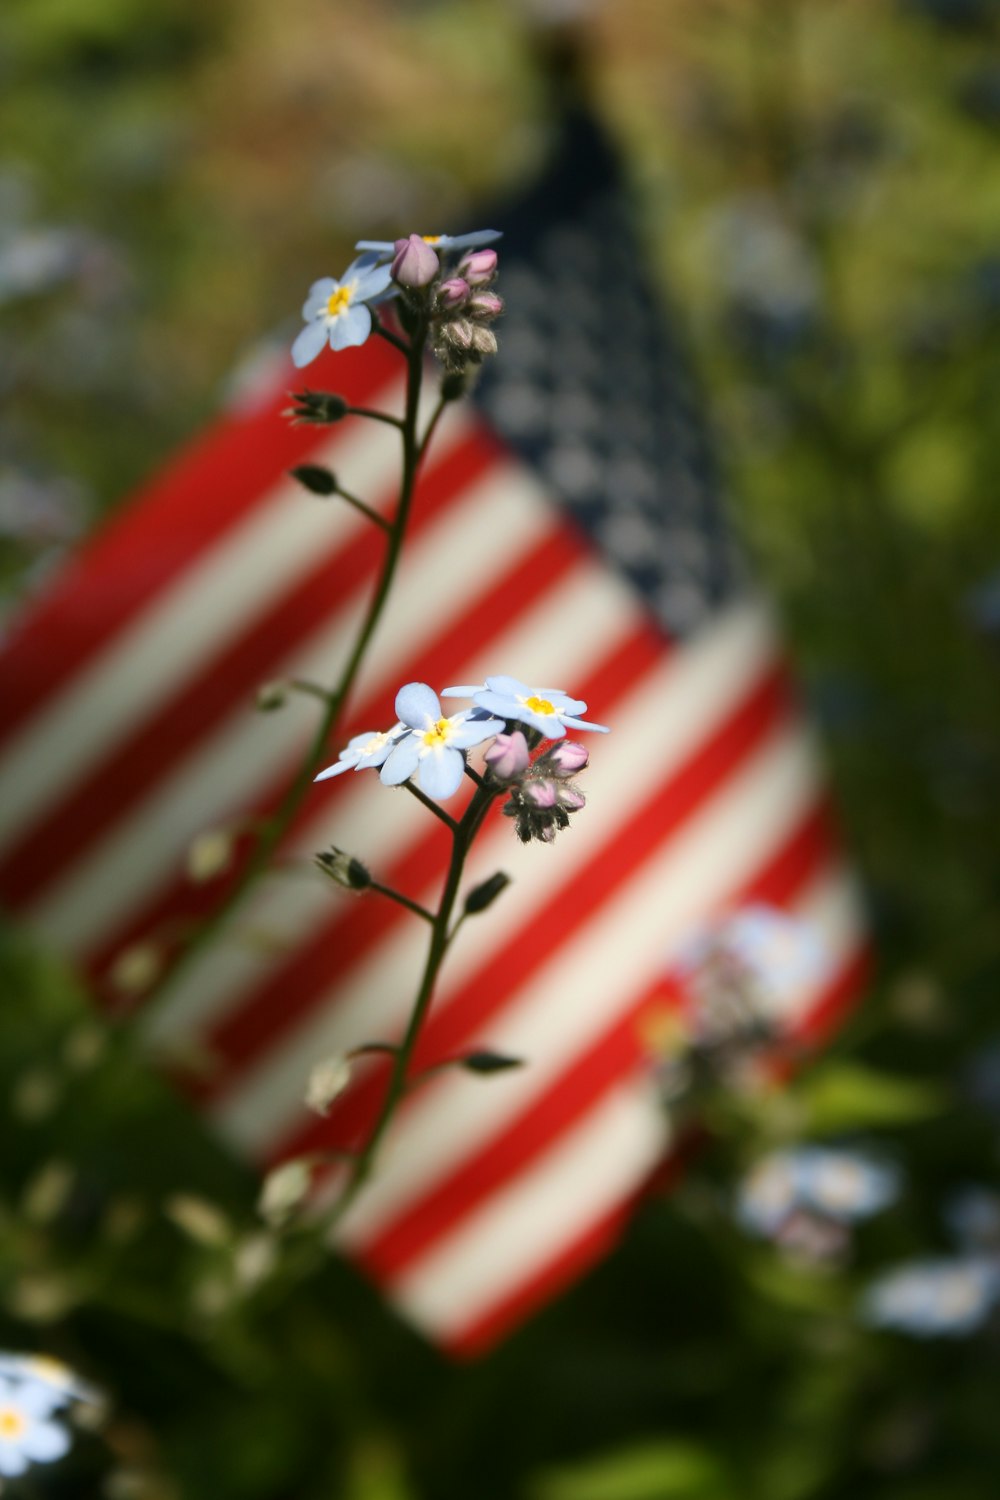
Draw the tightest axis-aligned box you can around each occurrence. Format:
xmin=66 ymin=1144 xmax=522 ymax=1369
xmin=313 ymin=676 xmax=606 ymax=828
xmin=737 ymin=1146 xmax=900 ymax=1263
xmin=291 ymin=229 xmax=503 ymax=371
xmin=0 ymin=1353 xmax=99 ymax=1480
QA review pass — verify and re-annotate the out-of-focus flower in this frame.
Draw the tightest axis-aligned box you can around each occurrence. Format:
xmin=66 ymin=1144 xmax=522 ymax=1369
xmin=379 ymin=683 xmax=503 ymax=800
xmin=258 ymin=1160 xmax=311 ymax=1226
xmin=0 ymin=1356 xmax=97 ymax=1410
xmin=305 ymin=1052 xmax=352 ymax=1116
xmin=314 ymin=726 xmax=403 ymax=782
xmin=862 ymin=1258 xmax=1000 ymax=1337
xmin=356 ymin=229 xmax=501 ymax=259
xmin=442 ymin=676 xmax=608 ymax=739
xmin=737 ymin=1146 xmax=899 ymax=1239
xmin=291 ymin=256 xmax=395 ymax=367
xmin=390 ymin=234 xmax=440 ymax=287
xmin=0 ymin=1374 xmax=71 ymax=1478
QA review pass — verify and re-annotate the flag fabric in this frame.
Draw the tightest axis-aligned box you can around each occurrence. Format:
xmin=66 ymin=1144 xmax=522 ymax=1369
xmin=0 ymin=107 xmax=868 ymax=1356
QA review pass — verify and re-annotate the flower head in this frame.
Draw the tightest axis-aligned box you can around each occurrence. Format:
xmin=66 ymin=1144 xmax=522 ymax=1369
xmin=292 ymin=254 xmax=395 ymax=368
xmin=442 ymin=675 xmax=608 ymax=739
xmin=737 ymin=1146 xmax=899 ymax=1239
xmin=356 ymin=229 xmax=501 ymax=260
xmin=314 ymin=725 xmax=403 ymax=783
xmin=0 ymin=1375 xmax=71 ymax=1478
xmin=379 ymin=682 xmax=503 ymax=800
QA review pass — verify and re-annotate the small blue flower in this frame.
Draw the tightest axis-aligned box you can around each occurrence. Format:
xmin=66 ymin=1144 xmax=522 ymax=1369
xmin=314 ymin=726 xmax=403 ymax=783
xmin=379 ymin=682 xmax=503 ymax=800
xmin=862 ymin=1257 xmax=1000 ymax=1337
xmin=737 ymin=1153 xmax=801 ymax=1236
xmin=355 ymin=229 xmax=501 ymax=260
xmin=0 ymin=1375 xmax=72 ymax=1478
xmin=792 ymin=1147 xmax=900 ymax=1224
xmin=441 ymin=675 xmax=609 ymax=740
xmin=291 ymin=255 xmax=395 ymax=367
xmin=0 ymin=1355 xmax=97 ymax=1410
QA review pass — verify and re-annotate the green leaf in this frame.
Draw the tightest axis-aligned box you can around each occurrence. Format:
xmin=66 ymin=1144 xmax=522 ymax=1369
xmin=795 ymin=1061 xmax=946 ymax=1134
xmin=530 ymin=1441 xmax=729 ymax=1500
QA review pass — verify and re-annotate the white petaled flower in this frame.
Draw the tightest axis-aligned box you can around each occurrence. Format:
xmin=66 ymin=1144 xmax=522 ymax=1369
xmin=441 ymin=675 xmax=609 ymax=740
xmin=291 ymin=255 xmax=395 ymax=368
xmin=379 ymin=683 xmax=503 ymax=800
xmin=314 ymin=724 xmax=403 ymax=784
xmin=0 ymin=1375 xmax=71 ymax=1478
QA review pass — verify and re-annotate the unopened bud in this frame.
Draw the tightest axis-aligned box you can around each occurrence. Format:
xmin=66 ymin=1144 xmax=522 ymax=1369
xmin=484 ymin=730 xmax=530 ymax=780
xmin=256 ymin=681 xmax=288 ymax=712
xmin=286 ymin=390 xmax=349 ymax=424
xmin=521 ymin=778 xmax=558 ymax=808
xmin=468 ymin=291 xmax=503 ymax=320
xmin=443 ymin=318 xmax=473 ymax=351
xmin=316 ymin=848 xmax=371 ymax=890
xmin=437 ymin=276 xmax=470 ymax=309
xmin=109 ymin=942 xmax=162 ymax=996
xmin=461 ymin=1050 xmax=524 ymax=1074
xmin=559 ymin=784 xmax=586 ymax=811
xmin=165 ymin=1193 xmax=231 ymax=1248
xmin=258 ymin=1159 xmax=311 ymax=1226
xmin=187 ymin=828 xmax=234 ymax=883
xmin=470 ymin=325 xmax=498 ymax=356
xmin=290 ymin=464 xmax=337 ymax=495
xmin=464 ymin=871 xmax=512 ymax=915
xmin=305 ymin=1052 xmax=352 ymax=1116
xmin=391 ymin=234 xmax=440 ymax=288
xmin=542 ymin=740 xmax=589 ymax=775
xmin=458 ymin=248 xmax=497 ymax=285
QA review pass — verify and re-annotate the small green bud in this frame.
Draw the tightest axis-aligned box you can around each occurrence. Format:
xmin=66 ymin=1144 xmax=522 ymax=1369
xmin=461 ymin=1050 xmax=525 ymax=1075
xmin=464 ymin=870 xmax=511 ymax=914
xmin=290 ymin=464 xmax=337 ymax=495
xmin=316 ymin=848 xmax=371 ymax=890
xmin=256 ymin=680 xmax=288 ymax=712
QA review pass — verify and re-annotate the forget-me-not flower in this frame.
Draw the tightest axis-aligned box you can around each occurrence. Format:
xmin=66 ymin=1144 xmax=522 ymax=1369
xmin=314 ymin=726 xmax=403 ymax=783
xmin=0 ymin=1355 xmax=97 ymax=1410
xmin=441 ymin=676 xmax=608 ymax=740
xmin=379 ymin=682 xmax=503 ymax=800
xmin=737 ymin=1146 xmax=899 ymax=1238
xmin=862 ymin=1257 xmax=1000 ymax=1337
xmin=0 ymin=1375 xmax=71 ymax=1478
xmin=292 ymin=255 xmax=395 ymax=367
xmin=356 ymin=229 xmax=501 ymax=260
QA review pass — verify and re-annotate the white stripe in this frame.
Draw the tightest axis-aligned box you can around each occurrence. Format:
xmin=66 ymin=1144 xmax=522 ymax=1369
xmin=0 ymin=377 xmax=458 ymax=850
xmin=384 ymin=1078 xmax=668 ymax=1342
xmin=144 ymin=594 xmax=776 ymax=1051
xmin=207 ymin=558 xmax=649 ymax=1149
xmin=25 ymin=458 xmax=558 ymax=953
xmin=334 ymin=718 xmax=824 ymax=1250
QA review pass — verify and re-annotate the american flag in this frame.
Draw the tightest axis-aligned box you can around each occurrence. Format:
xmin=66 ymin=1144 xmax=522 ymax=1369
xmin=0 ymin=107 xmax=868 ymax=1356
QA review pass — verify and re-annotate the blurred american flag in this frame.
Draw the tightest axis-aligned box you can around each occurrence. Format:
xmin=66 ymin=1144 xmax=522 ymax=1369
xmin=0 ymin=107 xmax=868 ymax=1355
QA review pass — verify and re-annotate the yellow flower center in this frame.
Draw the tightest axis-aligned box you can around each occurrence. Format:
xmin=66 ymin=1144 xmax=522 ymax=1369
xmin=0 ymin=1406 xmax=26 ymax=1439
xmin=421 ymin=234 xmax=442 ymax=245
xmin=524 ymin=695 xmax=555 ymax=716
xmin=326 ymin=284 xmax=354 ymax=318
xmin=422 ymin=718 xmax=452 ymax=748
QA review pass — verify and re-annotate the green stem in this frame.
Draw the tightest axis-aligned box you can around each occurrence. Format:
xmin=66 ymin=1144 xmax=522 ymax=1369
xmin=317 ymin=777 xmax=500 ymax=1234
xmin=130 ymin=324 xmax=431 ymax=1024
xmin=368 ymin=879 xmax=434 ymax=924
xmin=334 ymin=485 xmax=391 ymax=531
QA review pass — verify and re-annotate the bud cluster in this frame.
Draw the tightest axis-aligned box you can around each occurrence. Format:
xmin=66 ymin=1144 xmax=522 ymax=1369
xmin=495 ymin=738 xmax=589 ymax=845
xmin=388 ymin=235 xmax=503 ymax=374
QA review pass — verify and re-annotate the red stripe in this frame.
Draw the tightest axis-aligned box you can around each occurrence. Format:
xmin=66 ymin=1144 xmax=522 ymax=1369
xmin=0 ymin=340 xmax=399 ymax=749
xmin=441 ymin=1187 xmax=644 ymax=1359
xmin=0 ymin=430 xmax=502 ymax=907
xmin=190 ymin=615 xmax=664 ymax=1108
xmin=357 ymin=798 xmax=838 ymax=1280
xmin=436 ymin=935 xmax=870 ymax=1359
xmin=271 ymin=654 xmax=795 ymax=1169
xmin=80 ymin=510 xmax=592 ymax=997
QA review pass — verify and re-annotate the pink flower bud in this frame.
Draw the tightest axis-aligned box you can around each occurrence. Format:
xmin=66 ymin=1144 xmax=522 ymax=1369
xmin=485 ymin=731 xmax=530 ymax=780
xmin=543 ymin=741 xmax=589 ymax=776
xmin=457 ymin=248 xmax=497 ymax=286
xmin=468 ymin=291 xmax=503 ymax=320
xmin=470 ymin=325 xmax=498 ymax=355
xmin=443 ymin=318 xmax=473 ymax=351
xmin=558 ymin=785 xmax=586 ymax=811
xmin=391 ymin=234 xmax=440 ymax=288
xmin=437 ymin=276 xmax=470 ymax=309
xmin=522 ymin=778 xmax=558 ymax=808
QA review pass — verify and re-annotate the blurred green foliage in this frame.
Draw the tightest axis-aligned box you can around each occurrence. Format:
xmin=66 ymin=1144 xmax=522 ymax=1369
xmin=3 ymin=1 xmax=1000 ymax=1496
